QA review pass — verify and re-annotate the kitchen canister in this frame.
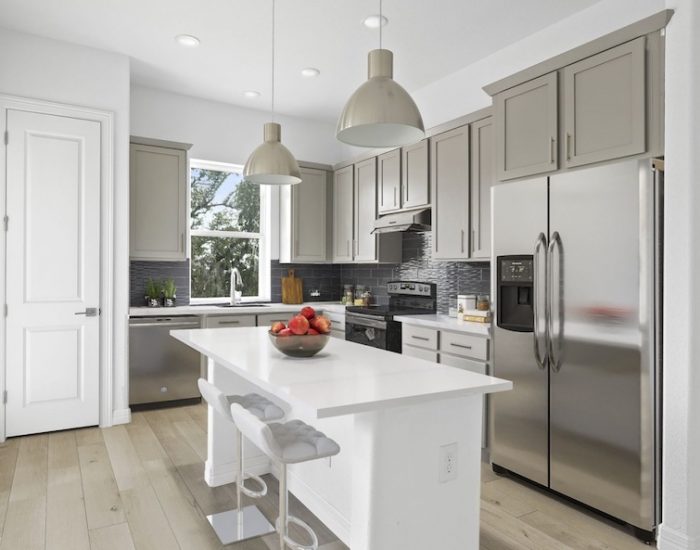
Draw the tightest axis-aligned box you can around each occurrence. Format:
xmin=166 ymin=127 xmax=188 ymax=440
xmin=457 ymin=294 xmax=477 ymax=315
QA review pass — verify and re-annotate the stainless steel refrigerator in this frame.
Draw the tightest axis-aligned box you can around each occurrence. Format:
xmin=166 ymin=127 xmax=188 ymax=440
xmin=490 ymin=158 xmax=662 ymax=541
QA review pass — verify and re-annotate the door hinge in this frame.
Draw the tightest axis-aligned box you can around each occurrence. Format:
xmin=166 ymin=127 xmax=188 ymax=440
xmin=2 ymin=391 xmax=6 ymax=405
xmin=3 ymin=215 xmax=8 ymax=232
xmin=3 ymin=131 xmax=7 ymax=146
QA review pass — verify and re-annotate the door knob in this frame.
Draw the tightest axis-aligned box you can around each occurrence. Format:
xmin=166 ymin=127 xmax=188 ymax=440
xmin=75 ymin=307 xmax=99 ymax=317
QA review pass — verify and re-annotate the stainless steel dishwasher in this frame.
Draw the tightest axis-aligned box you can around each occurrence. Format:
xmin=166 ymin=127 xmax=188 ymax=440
xmin=129 ymin=316 xmax=202 ymax=409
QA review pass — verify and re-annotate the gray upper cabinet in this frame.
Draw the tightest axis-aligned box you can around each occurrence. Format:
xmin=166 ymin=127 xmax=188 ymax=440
xmin=563 ymin=37 xmax=646 ymax=168
xmin=377 ymin=149 xmax=401 ymax=214
xmin=402 ymin=139 xmax=430 ymax=209
xmin=332 ymin=165 xmax=354 ymax=262
xmin=354 ymin=158 xmax=379 ymax=262
xmin=431 ymin=125 xmax=470 ymax=260
xmin=470 ymin=117 xmax=494 ymax=260
xmin=279 ymin=166 xmax=328 ymax=263
xmin=130 ymin=141 xmax=189 ymax=261
xmin=494 ymin=72 xmax=558 ymax=181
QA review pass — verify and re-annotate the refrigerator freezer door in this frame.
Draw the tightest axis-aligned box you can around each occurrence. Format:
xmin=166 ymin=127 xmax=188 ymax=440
xmin=548 ymin=159 xmax=656 ymax=530
xmin=491 ymin=178 xmax=549 ymax=486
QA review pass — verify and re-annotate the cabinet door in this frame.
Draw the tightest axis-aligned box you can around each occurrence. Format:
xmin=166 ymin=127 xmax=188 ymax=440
xmin=430 ymin=125 xmax=470 ymax=260
xmin=130 ymin=143 xmax=188 ymax=260
xmin=377 ymin=149 xmax=401 ymax=214
xmin=292 ymin=167 xmax=327 ymax=262
xmin=494 ymin=72 xmax=558 ymax=181
xmin=563 ymin=37 xmax=646 ymax=168
xmin=354 ymin=158 xmax=378 ymax=262
xmin=470 ymin=117 xmax=494 ymax=260
xmin=402 ymin=139 xmax=430 ymax=209
xmin=332 ymin=165 xmax=354 ymax=262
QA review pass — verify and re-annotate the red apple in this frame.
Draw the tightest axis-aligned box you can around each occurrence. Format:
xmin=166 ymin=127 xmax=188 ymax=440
xmin=310 ymin=315 xmax=331 ymax=334
xmin=307 ymin=328 xmax=319 ymax=335
xmin=278 ymin=328 xmax=293 ymax=336
xmin=270 ymin=321 xmax=285 ymax=334
xmin=300 ymin=306 xmax=316 ymax=320
xmin=288 ymin=315 xmax=310 ymax=335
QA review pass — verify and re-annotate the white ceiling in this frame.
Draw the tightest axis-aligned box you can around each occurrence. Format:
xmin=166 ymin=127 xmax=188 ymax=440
xmin=0 ymin=0 xmax=602 ymax=123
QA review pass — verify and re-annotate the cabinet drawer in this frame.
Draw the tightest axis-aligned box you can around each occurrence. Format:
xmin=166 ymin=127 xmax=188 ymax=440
xmin=439 ymin=331 xmax=488 ymax=361
xmin=439 ymin=353 xmax=487 ymax=374
xmin=330 ymin=328 xmax=345 ymax=340
xmin=324 ymin=311 xmax=346 ymax=330
xmin=403 ymin=345 xmax=438 ymax=363
xmin=402 ymin=324 xmax=438 ymax=350
xmin=205 ymin=315 xmax=256 ymax=328
xmin=257 ymin=313 xmax=292 ymax=327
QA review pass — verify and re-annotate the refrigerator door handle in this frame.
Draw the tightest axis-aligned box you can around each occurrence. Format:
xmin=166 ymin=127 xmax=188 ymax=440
xmin=533 ymin=232 xmax=548 ymax=369
xmin=547 ymin=231 xmax=564 ymax=372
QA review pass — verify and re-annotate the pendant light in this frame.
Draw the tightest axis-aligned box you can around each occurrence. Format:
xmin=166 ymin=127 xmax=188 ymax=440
xmin=336 ymin=0 xmax=424 ymax=148
xmin=243 ymin=0 xmax=301 ymax=185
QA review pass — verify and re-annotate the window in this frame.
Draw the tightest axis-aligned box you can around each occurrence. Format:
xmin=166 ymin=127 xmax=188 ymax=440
xmin=190 ymin=160 xmax=270 ymax=302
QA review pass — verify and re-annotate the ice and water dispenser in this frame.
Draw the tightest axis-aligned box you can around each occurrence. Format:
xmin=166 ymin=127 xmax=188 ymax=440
xmin=496 ymin=255 xmax=534 ymax=332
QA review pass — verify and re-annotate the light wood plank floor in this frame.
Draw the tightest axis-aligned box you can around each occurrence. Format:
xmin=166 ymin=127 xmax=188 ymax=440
xmin=0 ymin=404 xmax=654 ymax=550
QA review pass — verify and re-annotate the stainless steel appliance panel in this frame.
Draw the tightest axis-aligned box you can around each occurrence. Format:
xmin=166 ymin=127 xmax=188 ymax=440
xmin=491 ymin=177 xmax=550 ymax=486
xmin=548 ymin=159 xmax=657 ymax=529
xmin=129 ymin=316 xmax=202 ymax=405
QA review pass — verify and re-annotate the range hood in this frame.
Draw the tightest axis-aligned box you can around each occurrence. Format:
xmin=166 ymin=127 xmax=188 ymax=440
xmin=372 ymin=208 xmax=431 ymax=234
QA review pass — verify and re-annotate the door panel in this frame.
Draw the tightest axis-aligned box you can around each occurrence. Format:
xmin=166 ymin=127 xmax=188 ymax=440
xmin=332 ymin=166 xmax=354 ymax=262
xmin=549 ymin=160 xmax=655 ymax=529
xmin=402 ymin=140 xmax=429 ymax=209
xmin=470 ymin=117 xmax=494 ymax=259
xmin=354 ymin=158 xmax=378 ymax=262
xmin=491 ymin=178 xmax=549 ymax=486
xmin=6 ymin=109 xmax=101 ymax=436
xmin=377 ymin=149 xmax=401 ymax=214
xmin=293 ymin=167 xmax=327 ymax=261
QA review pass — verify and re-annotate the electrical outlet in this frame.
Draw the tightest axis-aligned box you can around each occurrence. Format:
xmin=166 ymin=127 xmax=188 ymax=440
xmin=439 ymin=442 xmax=458 ymax=483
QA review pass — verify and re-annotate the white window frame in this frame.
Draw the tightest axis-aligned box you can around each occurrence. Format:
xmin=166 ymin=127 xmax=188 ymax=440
xmin=189 ymin=159 xmax=271 ymax=303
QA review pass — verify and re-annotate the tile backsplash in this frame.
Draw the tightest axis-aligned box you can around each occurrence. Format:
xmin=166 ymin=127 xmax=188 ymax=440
xmin=130 ymin=260 xmax=191 ymax=306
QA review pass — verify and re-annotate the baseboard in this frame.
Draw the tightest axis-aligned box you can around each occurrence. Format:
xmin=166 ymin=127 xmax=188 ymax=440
xmin=111 ymin=408 xmax=131 ymax=426
xmin=659 ymin=524 xmax=700 ymax=550
xmin=204 ymin=456 xmax=272 ymax=487
xmin=272 ymin=463 xmax=351 ymax=546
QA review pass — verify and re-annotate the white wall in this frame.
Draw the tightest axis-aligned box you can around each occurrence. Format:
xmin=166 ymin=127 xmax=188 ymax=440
xmin=661 ymin=2 xmax=700 ymax=549
xmin=0 ymin=27 xmax=132 ymax=425
xmin=130 ymin=85 xmax=345 ymax=166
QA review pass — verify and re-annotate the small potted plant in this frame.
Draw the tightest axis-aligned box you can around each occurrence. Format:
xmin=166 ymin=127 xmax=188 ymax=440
xmin=162 ymin=278 xmax=177 ymax=307
xmin=145 ymin=278 xmax=162 ymax=307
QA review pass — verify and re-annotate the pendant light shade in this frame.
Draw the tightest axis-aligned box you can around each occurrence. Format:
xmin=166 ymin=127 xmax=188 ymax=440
xmin=243 ymin=122 xmax=301 ymax=185
xmin=337 ymin=49 xmax=424 ymax=148
xmin=243 ymin=0 xmax=301 ymax=185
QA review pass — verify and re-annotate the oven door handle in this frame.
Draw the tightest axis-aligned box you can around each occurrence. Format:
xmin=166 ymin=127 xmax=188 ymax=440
xmin=346 ymin=313 xmax=388 ymax=330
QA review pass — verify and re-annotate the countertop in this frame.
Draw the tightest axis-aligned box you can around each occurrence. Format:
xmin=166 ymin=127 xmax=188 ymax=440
xmin=394 ymin=314 xmax=491 ymax=337
xmin=171 ymin=327 xmax=511 ymax=418
xmin=129 ymin=301 xmax=347 ymax=317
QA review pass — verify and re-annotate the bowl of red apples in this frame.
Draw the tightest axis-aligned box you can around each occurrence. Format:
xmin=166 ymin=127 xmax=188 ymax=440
xmin=268 ymin=306 xmax=332 ymax=357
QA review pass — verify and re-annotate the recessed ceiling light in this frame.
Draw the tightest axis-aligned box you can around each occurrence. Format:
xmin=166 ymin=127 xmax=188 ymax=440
xmin=301 ymin=67 xmax=320 ymax=77
xmin=243 ymin=90 xmax=261 ymax=98
xmin=175 ymin=34 xmax=200 ymax=47
xmin=363 ymin=14 xmax=388 ymax=29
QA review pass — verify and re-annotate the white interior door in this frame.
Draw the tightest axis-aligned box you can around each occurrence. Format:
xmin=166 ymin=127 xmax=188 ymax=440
xmin=5 ymin=109 xmax=101 ymax=437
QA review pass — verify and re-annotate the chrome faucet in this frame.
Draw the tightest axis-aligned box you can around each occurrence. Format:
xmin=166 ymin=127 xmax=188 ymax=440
xmin=230 ymin=267 xmax=243 ymax=305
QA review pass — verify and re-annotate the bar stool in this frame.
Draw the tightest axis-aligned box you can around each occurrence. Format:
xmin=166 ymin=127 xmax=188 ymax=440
xmin=197 ymin=378 xmax=285 ymax=544
xmin=230 ymin=402 xmax=341 ymax=550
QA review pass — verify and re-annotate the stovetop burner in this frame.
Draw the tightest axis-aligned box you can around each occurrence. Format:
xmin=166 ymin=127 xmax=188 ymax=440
xmin=345 ymin=281 xmax=437 ymax=320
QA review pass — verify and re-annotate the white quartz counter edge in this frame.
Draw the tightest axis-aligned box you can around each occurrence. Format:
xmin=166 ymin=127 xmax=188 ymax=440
xmin=129 ymin=302 xmax=347 ymax=317
xmin=394 ymin=314 xmax=491 ymax=337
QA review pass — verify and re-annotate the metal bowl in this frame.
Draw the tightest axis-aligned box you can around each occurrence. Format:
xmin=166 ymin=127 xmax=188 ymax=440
xmin=268 ymin=331 xmax=331 ymax=358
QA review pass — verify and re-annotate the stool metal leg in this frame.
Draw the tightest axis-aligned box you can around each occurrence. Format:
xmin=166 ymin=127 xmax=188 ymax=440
xmin=205 ymin=427 xmax=275 ymax=544
xmin=276 ymin=463 xmax=319 ymax=550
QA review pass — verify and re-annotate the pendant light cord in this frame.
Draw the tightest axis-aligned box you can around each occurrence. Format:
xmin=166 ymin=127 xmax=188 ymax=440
xmin=379 ymin=0 xmax=383 ymax=49
xmin=271 ymin=0 xmax=276 ymax=122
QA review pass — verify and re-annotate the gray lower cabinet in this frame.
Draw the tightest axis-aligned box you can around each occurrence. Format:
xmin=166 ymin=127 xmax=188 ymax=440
xmin=377 ymin=149 xmax=401 ymax=214
xmin=332 ymin=165 xmax=354 ymax=262
xmin=494 ymin=72 xmax=558 ymax=181
xmin=280 ymin=166 xmax=328 ymax=263
xmin=563 ymin=37 xmax=646 ymax=168
xmin=204 ymin=315 xmax=256 ymax=328
xmin=130 ymin=140 xmax=190 ymax=260
xmin=431 ymin=125 xmax=471 ymax=260
xmin=354 ymin=158 xmax=379 ymax=262
xmin=401 ymin=139 xmax=430 ymax=209
xmin=470 ymin=117 xmax=494 ymax=260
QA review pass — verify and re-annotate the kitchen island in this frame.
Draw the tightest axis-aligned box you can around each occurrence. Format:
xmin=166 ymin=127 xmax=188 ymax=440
xmin=171 ymin=326 xmax=512 ymax=550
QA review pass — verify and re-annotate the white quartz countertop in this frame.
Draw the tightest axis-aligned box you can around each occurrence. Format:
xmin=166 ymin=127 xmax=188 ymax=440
xmin=171 ymin=327 xmax=511 ymax=418
xmin=129 ymin=301 xmax=347 ymax=317
xmin=394 ymin=314 xmax=491 ymax=337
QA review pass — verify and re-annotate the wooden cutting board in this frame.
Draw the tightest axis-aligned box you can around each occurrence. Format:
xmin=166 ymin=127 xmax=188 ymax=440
xmin=281 ymin=269 xmax=303 ymax=304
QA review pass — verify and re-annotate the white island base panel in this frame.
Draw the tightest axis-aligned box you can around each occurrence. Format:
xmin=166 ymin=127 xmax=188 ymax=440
xmin=205 ymin=359 xmax=483 ymax=550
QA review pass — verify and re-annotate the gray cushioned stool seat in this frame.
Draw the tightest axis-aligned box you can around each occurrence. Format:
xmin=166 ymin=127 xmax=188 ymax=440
xmin=227 ymin=393 xmax=284 ymax=422
xmin=268 ymin=420 xmax=340 ymax=464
